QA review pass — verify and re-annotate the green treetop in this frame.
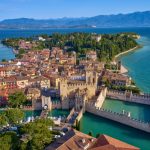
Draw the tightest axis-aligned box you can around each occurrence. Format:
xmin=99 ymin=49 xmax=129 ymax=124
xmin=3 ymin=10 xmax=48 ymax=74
xmin=0 ymin=131 xmax=19 ymax=150
xmin=20 ymin=118 xmax=55 ymax=150
xmin=0 ymin=113 xmax=8 ymax=129
xmin=4 ymin=108 xmax=24 ymax=125
xmin=8 ymin=91 xmax=27 ymax=108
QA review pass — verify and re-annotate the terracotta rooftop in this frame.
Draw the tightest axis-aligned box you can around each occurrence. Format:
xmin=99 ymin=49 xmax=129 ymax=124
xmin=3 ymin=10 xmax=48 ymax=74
xmin=89 ymin=134 xmax=140 ymax=150
xmin=45 ymin=129 xmax=96 ymax=150
xmin=45 ymin=131 xmax=139 ymax=150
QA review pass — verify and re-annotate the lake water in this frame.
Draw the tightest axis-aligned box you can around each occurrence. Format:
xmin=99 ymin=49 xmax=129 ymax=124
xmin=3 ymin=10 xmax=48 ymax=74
xmin=0 ymin=43 xmax=15 ymax=60
xmin=0 ymin=28 xmax=150 ymax=150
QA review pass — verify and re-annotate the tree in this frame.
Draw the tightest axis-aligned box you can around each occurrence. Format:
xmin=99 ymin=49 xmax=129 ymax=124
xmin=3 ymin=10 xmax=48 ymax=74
xmin=88 ymin=131 xmax=93 ymax=136
xmin=96 ymin=133 xmax=101 ymax=138
xmin=0 ymin=131 xmax=19 ymax=150
xmin=8 ymin=91 xmax=27 ymax=108
xmin=2 ymin=59 xmax=6 ymax=62
xmin=5 ymin=108 xmax=24 ymax=125
xmin=0 ymin=113 xmax=8 ymax=129
xmin=3 ymin=32 xmax=138 ymax=62
xmin=20 ymin=118 xmax=55 ymax=150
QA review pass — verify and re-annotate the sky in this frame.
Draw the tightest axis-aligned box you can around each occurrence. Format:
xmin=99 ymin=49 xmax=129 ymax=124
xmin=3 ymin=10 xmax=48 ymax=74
xmin=0 ymin=0 xmax=150 ymax=20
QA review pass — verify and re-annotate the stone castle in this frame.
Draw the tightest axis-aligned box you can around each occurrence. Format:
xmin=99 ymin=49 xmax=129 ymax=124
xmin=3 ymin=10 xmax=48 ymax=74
xmin=59 ymin=68 xmax=99 ymax=109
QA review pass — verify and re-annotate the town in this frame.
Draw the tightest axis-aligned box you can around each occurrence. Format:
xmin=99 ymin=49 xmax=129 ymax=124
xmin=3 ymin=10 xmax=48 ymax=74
xmin=0 ymin=33 xmax=147 ymax=150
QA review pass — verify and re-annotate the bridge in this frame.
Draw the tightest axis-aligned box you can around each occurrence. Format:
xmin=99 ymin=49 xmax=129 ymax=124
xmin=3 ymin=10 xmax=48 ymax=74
xmin=66 ymin=107 xmax=83 ymax=126
xmin=40 ymin=109 xmax=49 ymax=119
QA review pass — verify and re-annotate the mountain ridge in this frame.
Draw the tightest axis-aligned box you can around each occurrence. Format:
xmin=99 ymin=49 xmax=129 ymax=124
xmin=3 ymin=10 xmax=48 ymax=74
xmin=1 ymin=11 xmax=150 ymax=29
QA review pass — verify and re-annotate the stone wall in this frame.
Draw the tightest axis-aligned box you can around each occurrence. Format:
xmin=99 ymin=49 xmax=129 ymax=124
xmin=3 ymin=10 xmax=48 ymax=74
xmin=95 ymin=87 xmax=107 ymax=108
xmin=60 ymin=69 xmax=98 ymax=101
xmin=52 ymin=101 xmax=61 ymax=109
xmin=86 ymin=102 xmax=150 ymax=133
xmin=33 ymin=101 xmax=42 ymax=110
xmin=75 ymin=108 xmax=83 ymax=124
xmin=68 ymin=83 xmax=96 ymax=99
xmin=66 ymin=107 xmax=75 ymax=122
xmin=61 ymin=98 xmax=70 ymax=109
xmin=107 ymin=90 xmax=150 ymax=105
xmin=42 ymin=96 xmax=52 ymax=110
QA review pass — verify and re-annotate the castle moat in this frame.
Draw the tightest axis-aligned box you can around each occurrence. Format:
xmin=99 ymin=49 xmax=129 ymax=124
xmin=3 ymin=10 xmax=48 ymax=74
xmin=21 ymin=97 xmax=150 ymax=150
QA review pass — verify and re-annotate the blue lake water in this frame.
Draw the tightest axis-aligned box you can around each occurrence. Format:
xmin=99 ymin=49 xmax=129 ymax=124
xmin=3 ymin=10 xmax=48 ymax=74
xmin=121 ymin=36 xmax=150 ymax=93
xmin=0 ymin=43 xmax=15 ymax=61
xmin=0 ymin=28 xmax=150 ymax=150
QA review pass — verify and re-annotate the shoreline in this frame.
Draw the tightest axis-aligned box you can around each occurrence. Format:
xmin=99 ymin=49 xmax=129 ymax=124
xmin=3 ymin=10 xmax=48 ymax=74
xmin=114 ymin=46 xmax=139 ymax=61
xmin=114 ymin=45 xmax=140 ymax=74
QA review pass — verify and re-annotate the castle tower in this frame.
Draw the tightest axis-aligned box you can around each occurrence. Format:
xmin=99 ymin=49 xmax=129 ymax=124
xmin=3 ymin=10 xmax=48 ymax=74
xmin=59 ymin=78 xmax=68 ymax=100
xmin=42 ymin=95 xmax=52 ymax=111
xmin=59 ymin=78 xmax=70 ymax=109
xmin=86 ymin=69 xmax=98 ymax=86
xmin=75 ymin=93 xmax=87 ymax=113
xmin=82 ymin=94 xmax=87 ymax=113
xmin=72 ymin=51 xmax=77 ymax=65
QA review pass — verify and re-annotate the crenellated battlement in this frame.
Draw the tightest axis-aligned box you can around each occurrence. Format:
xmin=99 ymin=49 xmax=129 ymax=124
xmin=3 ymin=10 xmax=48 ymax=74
xmin=107 ymin=90 xmax=150 ymax=105
xmin=67 ymin=82 xmax=95 ymax=88
xmin=60 ymin=78 xmax=68 ymax=83
xmin=107 ymin=90 xmax=125 ymax=95
xmin=132 ymin=93 xmax=150 ymax=99
xmin=85 ymin=102 xmax=150 ymax=133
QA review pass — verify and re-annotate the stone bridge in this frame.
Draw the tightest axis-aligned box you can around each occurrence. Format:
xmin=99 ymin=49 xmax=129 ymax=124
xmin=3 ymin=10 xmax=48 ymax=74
xmin=66 ymin=107 xmax=83 ymax=126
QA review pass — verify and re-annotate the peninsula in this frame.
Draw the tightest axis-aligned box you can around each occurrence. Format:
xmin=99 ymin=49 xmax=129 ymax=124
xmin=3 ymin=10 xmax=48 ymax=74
xmin=2 ymin=32 xmax=139 ymax=62
xmin=0 ymin=32 xmax=146 ymax=150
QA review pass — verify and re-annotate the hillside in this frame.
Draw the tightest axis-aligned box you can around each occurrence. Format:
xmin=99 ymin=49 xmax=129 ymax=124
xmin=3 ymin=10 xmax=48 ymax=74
xmin=0 ymin=11 xmax=150 ymax=29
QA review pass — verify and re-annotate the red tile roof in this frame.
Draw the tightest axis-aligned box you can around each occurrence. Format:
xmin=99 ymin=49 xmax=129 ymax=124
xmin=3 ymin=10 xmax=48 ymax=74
xmin=90 ymin=134 xmax=140 ymax=150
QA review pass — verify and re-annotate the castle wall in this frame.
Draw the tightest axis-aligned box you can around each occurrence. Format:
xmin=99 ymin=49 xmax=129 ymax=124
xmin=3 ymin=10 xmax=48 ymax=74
xmin=67 ymin=107 xmax=75 ymax=122
xmin=61 ymin=98 xmax=70 ymax=109
xmin=60 ymin=70 xmax=98 ymax=101
xmin=75 ymin=108 xmax=83 ymax=123
xmin=42 ymin=96 xmax=52 ymax=111
xmin=60 ymin=82 xmax=96 ymax=100
xmin=95 ymin=87 xmax=107 ymax=108
xmin=107 ymin=90 xmax=150 ymax=105
xmin=52 ymin=101 xmax=61 ymax=109
xmin=33 ymin=101 xmax=42 ymax=110
xmin=86 ymin=103 xmax=150 ymax=133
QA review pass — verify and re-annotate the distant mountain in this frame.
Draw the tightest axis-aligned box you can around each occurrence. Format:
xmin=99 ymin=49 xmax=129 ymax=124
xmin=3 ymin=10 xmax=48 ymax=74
xmin=0 ymin=11 xmax=150 ymax=29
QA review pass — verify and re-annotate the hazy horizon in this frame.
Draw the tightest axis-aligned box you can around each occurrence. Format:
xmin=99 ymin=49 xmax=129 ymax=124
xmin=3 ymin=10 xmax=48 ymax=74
xmin=0 ymin=0 xmax=150 ymax=21
xmin=1 ymin=10 xmax=150 ymax=21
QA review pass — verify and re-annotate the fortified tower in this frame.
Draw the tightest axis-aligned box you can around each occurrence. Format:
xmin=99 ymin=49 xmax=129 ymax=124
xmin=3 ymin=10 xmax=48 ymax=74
xmin=59 ymin=68 xmax=99 ymax=109
xmin=59 ymin=78 xmax=70 ymax=109
xmin=85 ymin=68 xmax=98 ymax=86
xmin=59 ymin=78 xmax=68 ymax=100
